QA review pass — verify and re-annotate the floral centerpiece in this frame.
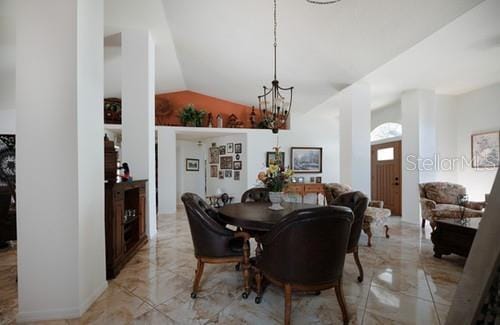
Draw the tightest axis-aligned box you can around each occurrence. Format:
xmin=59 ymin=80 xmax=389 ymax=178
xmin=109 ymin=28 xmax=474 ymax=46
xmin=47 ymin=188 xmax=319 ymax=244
xmin=258 ymin=148 xmax=293 ymax=210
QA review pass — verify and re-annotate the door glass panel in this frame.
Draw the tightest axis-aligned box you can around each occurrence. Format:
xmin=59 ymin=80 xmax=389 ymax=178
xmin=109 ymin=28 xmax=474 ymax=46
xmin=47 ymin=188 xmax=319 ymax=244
xmin=377 ymin=147 xmax=394 ymax=161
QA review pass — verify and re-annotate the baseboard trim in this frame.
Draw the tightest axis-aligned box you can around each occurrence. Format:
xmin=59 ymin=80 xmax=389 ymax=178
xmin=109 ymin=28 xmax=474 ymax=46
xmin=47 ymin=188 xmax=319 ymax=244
xmin=17 ymin=281 xmax=108 ymax=323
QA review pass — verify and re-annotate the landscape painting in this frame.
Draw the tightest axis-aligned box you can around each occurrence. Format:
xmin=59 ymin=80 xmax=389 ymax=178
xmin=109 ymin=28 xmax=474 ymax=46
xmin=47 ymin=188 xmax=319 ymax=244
xmin=291 ymin=147 xmax=322 ymax=173
xmin=472 ymin=131 xmax=500 ymax=168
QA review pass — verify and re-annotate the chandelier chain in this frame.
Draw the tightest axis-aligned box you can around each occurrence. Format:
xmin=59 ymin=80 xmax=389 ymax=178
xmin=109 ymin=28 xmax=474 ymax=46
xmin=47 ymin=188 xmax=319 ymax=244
xmin=273 ymin=0 xmax=277 ymax=80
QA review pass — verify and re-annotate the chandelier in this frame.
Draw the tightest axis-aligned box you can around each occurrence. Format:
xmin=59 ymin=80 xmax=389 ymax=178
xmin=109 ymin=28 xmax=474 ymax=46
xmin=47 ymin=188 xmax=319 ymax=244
xmin=258 ymin=0 xmax=294 ymax=134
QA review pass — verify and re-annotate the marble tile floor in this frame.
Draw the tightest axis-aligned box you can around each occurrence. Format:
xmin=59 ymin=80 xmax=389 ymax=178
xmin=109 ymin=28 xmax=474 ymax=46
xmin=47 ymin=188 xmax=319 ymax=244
xmin=0 ymin=210 xmax=466 ymax=325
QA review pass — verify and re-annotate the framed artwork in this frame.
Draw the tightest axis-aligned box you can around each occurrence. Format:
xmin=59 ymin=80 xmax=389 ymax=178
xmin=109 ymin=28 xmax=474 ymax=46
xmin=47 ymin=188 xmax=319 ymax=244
xmin=210 ymin=165 xmax=218 ymax=178
xmin=225 ymin=170 xmax=232 ymax=178
xmin=220 ymin=156 xmax=233 ymax=169
xmin=219 ymin=145 xmax=226 ymax=155
xmin=0 ymin=135 xmax=15 ymax=188
xmin=233 ymin=161 xmax=242 ymax=170
xmin=218 ymin=171 xmax=224 ymax=179
xmin=209 ymin=146 xmax=219 ymax=164
xmin=315 ymin=176 xmax=322 ymax=183
xmin=227 ymin=143 xmax=234 ymax=153
xmin=235 ymin=143 xmax=242 ymax=154
xmin=291 ymin=147 xmax=322 ymax=173
xmin=266 ymin=151 xmax=285 ymax=169
xmin=234 ymin=171 xmax=240 ymax=181
xmin=472 ymin=131 xmax=500 ymax=168
xmin=186 ymin=159 xmax=200 ymax=171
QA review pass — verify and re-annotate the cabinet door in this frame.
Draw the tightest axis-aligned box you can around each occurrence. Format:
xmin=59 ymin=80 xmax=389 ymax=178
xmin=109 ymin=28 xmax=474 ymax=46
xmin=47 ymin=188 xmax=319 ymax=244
xmin=139 ymin=188 xmax=146 ymax=237
xmin=114 ymin=197 xmax=125 ymax=257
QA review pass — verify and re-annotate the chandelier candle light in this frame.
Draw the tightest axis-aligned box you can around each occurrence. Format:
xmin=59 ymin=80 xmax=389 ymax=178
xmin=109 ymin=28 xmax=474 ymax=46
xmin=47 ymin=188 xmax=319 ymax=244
xmin=258 ymin=0 xmax=294 ymax=134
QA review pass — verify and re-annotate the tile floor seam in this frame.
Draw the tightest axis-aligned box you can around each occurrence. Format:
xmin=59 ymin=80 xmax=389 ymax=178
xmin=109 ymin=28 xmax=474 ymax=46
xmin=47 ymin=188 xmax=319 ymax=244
xmin=360 ymin=271 xmax=374 ymax=325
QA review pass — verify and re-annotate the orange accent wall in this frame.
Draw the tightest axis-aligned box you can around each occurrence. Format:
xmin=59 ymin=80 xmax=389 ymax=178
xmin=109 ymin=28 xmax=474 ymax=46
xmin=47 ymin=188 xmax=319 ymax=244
xmin=155 ymin=90 xmax=255 ymax=128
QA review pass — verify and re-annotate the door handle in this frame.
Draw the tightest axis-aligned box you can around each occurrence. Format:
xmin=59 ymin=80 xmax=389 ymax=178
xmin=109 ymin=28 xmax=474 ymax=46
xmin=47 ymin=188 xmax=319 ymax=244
xmin=393 ymin=182 xmax=399 ymax=186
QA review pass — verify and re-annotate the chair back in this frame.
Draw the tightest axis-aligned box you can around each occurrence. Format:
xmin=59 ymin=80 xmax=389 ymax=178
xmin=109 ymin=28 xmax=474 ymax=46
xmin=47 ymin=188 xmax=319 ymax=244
xmin=420 ymin=182 xmax=466 ymax=204
xmin=241 ymin=187 xmax=270 ymax=203
xmin=0 ymin=187 xmax=11 ymax=219
xmin=181 ymin=192 xmax=233 ymax=258
xmin=258 ymin=206 xmax=353 ymax=285
xmin=332 ymin=191 xmax=369 ymax=251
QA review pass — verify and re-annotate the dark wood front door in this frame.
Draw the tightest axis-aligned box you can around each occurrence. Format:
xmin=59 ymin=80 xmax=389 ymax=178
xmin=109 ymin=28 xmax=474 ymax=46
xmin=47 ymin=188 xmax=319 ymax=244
xmin=371 ymin=140 xmax=402 ymax=216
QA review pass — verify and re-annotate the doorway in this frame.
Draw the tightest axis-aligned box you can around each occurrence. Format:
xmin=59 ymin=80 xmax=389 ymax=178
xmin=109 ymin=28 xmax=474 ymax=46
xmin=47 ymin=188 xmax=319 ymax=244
xmin=371 ymin=140 xmax=402 ymax=216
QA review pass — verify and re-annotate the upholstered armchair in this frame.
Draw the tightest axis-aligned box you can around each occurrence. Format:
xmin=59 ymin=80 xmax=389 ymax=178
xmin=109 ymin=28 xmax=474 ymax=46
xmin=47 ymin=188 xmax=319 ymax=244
xmin=325 ymin=183 xmax=391 ymax=247
xmin=181 ymin=193 xmax=251 ymax=299
xmin=332 ymin=191 xmax=369 ymax=282
xmin=254 ymin=206 xmax=354 ymax=325
xmin=420 ymin=182 xmax=485 ymax=230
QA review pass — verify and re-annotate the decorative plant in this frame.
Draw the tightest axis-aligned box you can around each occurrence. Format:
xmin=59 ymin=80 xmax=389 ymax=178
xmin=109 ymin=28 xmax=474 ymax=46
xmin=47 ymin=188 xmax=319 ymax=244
xmin=179 ymin=104 xmax=206 ymax=127
xmin=258 ymin=148 xmax=293 ymax=192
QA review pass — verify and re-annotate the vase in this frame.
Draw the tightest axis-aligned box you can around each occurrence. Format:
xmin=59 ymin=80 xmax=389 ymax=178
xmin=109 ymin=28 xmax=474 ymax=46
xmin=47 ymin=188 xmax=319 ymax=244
xmin=269 ymin=191 xmax=284 ymax=210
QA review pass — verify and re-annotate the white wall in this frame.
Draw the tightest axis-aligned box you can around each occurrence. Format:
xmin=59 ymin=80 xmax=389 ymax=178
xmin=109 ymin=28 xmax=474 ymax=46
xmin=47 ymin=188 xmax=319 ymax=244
xmin=371 ymin=101 xmax=401 ymax=130
xmin=455 ymin=83 xmax=500 ymax=200
xmin=0 ymin=108 xmax=15 ymax=133
xmin=205 ymin=134 xmax=248 ymax=202
xmin=176 ymin=139 xmax=205 ymax=202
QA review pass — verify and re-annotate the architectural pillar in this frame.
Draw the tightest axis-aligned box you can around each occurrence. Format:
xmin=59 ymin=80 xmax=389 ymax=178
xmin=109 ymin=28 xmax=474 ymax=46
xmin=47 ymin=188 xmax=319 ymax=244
xmin=401 ymin=89 xmax=437 ymax=224
xmin=157 ymin=127 xmax=177 ymax=214
xmin=121 ymin=30 xmax=157 ymax=237
xmin=16 ymin=0 xmax=106 ymax=321
xmin=339 ymin=83 xmax=371 ymax=196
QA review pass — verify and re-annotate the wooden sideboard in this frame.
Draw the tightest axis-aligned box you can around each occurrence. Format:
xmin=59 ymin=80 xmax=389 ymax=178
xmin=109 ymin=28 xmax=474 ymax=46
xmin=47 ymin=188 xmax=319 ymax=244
xmin=105 ymin=180 xmax=148 ymax=279
xmin=285 ymin=183 xmax=326 ymax=205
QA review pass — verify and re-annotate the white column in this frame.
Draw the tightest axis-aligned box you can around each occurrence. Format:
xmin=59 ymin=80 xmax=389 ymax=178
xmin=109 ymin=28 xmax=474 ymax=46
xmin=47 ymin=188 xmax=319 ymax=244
xmin=401 ymin=89 xmax=437 ymax=225
xmin=157 ymin=127 xmax=177 ymax=214
xmin=16 ymin=0 xmax=106 ymax=321
xmin=339 ymin=84 xmax=371 ymax=196
xmin=121 ymin=30 xmax=157 ymax=237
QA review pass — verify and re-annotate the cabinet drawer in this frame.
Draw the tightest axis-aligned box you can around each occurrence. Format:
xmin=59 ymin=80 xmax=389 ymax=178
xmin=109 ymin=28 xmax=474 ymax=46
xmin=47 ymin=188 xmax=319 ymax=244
xmin=304 ymin=184 xmax=324 ymax=193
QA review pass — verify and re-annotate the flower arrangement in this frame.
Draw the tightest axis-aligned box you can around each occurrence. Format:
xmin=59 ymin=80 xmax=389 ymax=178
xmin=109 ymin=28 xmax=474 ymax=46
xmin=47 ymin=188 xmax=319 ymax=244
xmin=258 ymin=148 xmax=293 ymax=192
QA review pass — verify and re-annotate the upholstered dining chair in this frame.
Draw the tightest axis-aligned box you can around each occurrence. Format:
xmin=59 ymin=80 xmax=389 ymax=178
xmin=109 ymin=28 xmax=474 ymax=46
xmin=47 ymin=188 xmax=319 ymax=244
xmin=332 ymin=191 xmax=369 ymax=282
xmin=254 ymin=206 xmax=354 ymax=325
xmin=241 ymin=187 xmax=270 ymax=203
xmin=181 ymin=193 xmax=251 ymax=299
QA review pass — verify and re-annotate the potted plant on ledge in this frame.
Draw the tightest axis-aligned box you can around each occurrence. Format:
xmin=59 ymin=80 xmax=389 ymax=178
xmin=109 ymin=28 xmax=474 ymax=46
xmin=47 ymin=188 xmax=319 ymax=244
xmin=179 ymin=104 xmax=206 ymax=127
xmin=258 ymin=148 xmax=293 ymax=210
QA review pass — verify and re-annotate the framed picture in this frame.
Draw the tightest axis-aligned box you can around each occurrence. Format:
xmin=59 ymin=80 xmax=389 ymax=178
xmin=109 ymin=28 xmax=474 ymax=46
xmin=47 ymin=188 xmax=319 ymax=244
xmin=218 ymin=171 xmax=224 ymax=179
xmin=233 ymin=161 xmax=242 ymax=170
xmin=210 ymin=165 xmax=218 ymax=178
xmin=209 ymin=147 xmax=219 ymax=164
xmin=472 ymin=131 xmax=500 ymax=168
xmin=266 ymin=151 xmax=285 ymax=169
xmin=315 ymin=176 xmax=322 ymax=184
xmin=227 ymin=143 xmax=234 ymax=153
xmin=234 ymin=171 xmax=240 ymax=181
xmin=235 ymin=143 xmax=242 ymax=154
xmin=225 ymin=170 xmax=232 ymax=178
xmin=186 ymin=158 xmax=199 ymax=171
xmin=291 ymin=147 xmax=323 ymax=173
xmin=235 ymin=154 xmax=240 ymax=161
xmin=219 ymin=145 xmax=226 ymax=155
xmin=220 ymin=156 xmax=233 ymax=169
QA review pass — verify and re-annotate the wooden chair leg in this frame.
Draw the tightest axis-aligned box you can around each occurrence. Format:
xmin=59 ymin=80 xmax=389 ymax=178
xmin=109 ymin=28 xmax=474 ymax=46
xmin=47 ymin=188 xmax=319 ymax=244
xmin=241 ymin=239 xmax=251 ymax=299
xmin=255 ymin=270 xmax=263 ymax=304
xmin=364 ymin=226 xmax=373 ymax=247
xmin=334 ymin=280 xmax=350 ymax=325
xmin=353 ymin=248 xmax=364 ymax=283
xmin=384 ymin=225 xmax=390 ymax=238
xmin=421 ymin=218 xmax=426 ymax=228
xmin=191 ymin=259 xmax=205 ymax=298
xmin=284 ymin=284 xmax=292 ymax=325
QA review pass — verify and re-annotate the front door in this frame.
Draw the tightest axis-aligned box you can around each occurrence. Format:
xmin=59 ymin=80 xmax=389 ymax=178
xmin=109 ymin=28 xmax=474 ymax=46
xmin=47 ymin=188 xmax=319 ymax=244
xmin=371 ymin=140 xmax=402 ymax=216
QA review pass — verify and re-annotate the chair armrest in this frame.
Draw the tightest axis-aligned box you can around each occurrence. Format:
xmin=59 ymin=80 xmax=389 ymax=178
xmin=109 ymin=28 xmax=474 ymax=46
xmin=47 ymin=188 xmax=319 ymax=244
xmin=466 ymin=201 xmax=486 ymax=211
xmin=420 ymin=198 xmax=437 ymax=218
xmin=369 ymin=200 xmax=384 ymax=208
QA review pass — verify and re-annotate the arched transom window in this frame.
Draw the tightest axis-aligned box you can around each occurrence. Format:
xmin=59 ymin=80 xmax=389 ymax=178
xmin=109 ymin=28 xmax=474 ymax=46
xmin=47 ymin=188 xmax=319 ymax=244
xmin=370 ymin=122 xmax=402 ymax=142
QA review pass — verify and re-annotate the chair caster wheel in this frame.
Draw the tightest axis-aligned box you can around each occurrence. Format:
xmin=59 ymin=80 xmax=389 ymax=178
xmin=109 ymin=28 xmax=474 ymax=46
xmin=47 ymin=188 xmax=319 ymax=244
xmin=255 ymin=296 xmax=262 ymax=304
xmin=191 ymin=292 xmax=197 ymax=299
xmin=235 ymin=264 xmax=240 ymax=271
xmin=242 ymin=292 xmax=249 ymax=299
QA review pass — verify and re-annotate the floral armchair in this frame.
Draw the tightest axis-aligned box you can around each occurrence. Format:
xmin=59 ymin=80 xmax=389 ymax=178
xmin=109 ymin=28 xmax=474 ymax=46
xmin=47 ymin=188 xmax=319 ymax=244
xmin=420 ymin=182 xmax=485 ymax=230
xmin=325 ymin=183 xmax=391 ymax=247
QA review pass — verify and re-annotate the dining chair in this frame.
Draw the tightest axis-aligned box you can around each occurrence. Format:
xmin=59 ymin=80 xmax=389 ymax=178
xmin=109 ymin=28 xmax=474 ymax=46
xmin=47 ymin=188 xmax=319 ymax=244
xmin=0 ymin=186 xmax=15 ymax=244
xmin=181 ymin=192 xmax=251 ymax=299
xmin=241 ymin=187 xmax=270 ymax=203
xmin=254 ymin=206 xmax=354 ymax=325
xmin=332 ymin=191 xmax=369 ymax=282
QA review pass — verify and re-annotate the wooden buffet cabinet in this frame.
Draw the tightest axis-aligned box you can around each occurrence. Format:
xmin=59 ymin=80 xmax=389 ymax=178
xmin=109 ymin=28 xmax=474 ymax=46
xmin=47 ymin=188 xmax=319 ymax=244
xmin=285 ymin=183 xmax=326 ymax=205
xmin=104 ymin=136 xmax=148 ymax=279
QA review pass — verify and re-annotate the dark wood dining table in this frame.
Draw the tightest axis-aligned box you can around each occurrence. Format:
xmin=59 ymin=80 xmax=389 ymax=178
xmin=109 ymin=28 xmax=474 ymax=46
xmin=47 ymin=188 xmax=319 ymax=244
xmin=218 ymin=202 xmax=321 ymax=232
